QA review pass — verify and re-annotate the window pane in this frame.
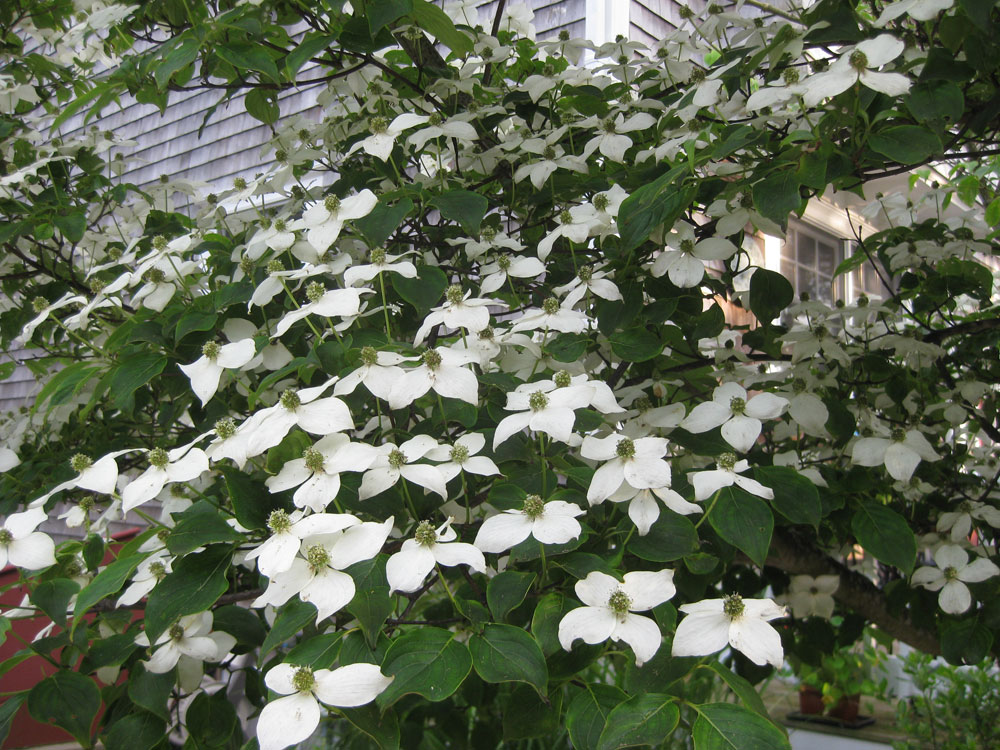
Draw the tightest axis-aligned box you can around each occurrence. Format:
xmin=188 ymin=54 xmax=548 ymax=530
xmin=799 ymin=235 xmax=816 ymax=266
xmin=817 ymin=241 xmax=837 ymax=277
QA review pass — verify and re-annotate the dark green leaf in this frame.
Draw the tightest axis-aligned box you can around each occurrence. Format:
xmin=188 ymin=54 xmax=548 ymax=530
xmin=692 ymin=702 xmax=790 ymax=750
xmin=355 ymin=197 xmax=414 ymax=247
xmin=166 ymin=508 xmax=242 ymax=554
xmin=340 ymin=704 xmax=401 ymax=749
xmin=547 ymin=332 xmax=591 ymax=362
xmin=34 ymin=362 xmax=102 ymax=413
xmin=30 ymin=579 xmax=80 ymax=623
xmin=567 ymin=684 xmax=628 ymax=750
xmin=617 ymin=169 xmax=692 ymax=252
xmin=869 ymin=126 xmax=942 ymax=165
xmin=748 ymin=268 xmax=793 ymax=325
xmin=851 ymin=502 xmax=916 ymax=575
xmin=213 ymin=604 xmax=267 ymax=649
xmin=503 ymin=685 xmax=563 ymax=739
xmin=261 ymin=598 xmax=318 ymax=658
xmin=754 ymin=466 xmax=821 ymax=528
xmin=174 ymin=310 xmax=217 ymax=342
xmin=128 ymin=664 xmax=175 ymax=720
xmin=430 ymin=190 xmax=488 ymax=236
xmin=376 ymin=627 xmax=472 ymax=707
xmin=111 ymin=353 xmax=167 ymax=412
xmin=286 ymin=33 xmax=338 ymax=76
xmin=245 ymin=88 xmax=279 ymax=124
xmin=0 ymin=361 xmax=15 ymax=380
xmin=905 ymin=81 xmax=964 ymax=125
xmin=0 ymin=693 xmax=25 ymax=747
xmin=154 ymin=37 xmax=199 ymax=89
xmin=708 ymin=486 xmax=774 ymax=567
xmin=392 ymin=264 xmax=448 ymax=313
xmin=369 ymin=0 xmax=414 ymax=34
xmin=74 ymin=551 xmax=148 ymax=622
xmin=286 ymin=633 xmax=343 ymax=669
xmin=487 ymin=571 xmax=535 ymax=620
xmin=409 ymin=0 xmax=474 ymax=55
xmin=469 ymin=624 xmax=547 ymax=693
xmin=105 ymin=711 xmax=164 ymax=750
xmin=698 ymin=662 xmax=768 ymax=716
xmin=346 ymin=556 xmax=393 ymax=647
xmin=609 ymin=327 xmax=662 ymax=362
xmin=216 ymin=43 xmax=278 ymax=80
xmin=941 ymin=617 xmax=994 ymax=665
xmin=597 ymin=694 xmax=680 ymax=750
xmin=220 ymin=464 xmax=281 ymax=530
xmin=752 ymin=171 xmax=801 ymax=227
xmin=629 ymin=511 xmax=699 ymax=562
xmin=186 ymin=691 xmax=239 ymax=747
xmin=145 ymin=545 xmax=232 ymax=643
xmin=27 ymin=671 xmax=100 ymax=745
xmin=54 ymin=212 xmax=86 ymax=244
xmin=86 ymin=634 xmax=137 ymax=668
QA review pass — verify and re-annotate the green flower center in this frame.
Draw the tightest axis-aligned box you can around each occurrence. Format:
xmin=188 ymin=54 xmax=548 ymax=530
xmin=0 ymin=529 xmax=12 ymax=544
xmin=369 ymin=116 xmax=388 ymax=134
xmin=608 ymin=589 xmax=632 ymax=615
xmin=559 ymin=29 xmax=570 ymax=40
xmin=529 ymin=391 xmax=549 ymax=411
xmin=157 ymin=528 xmax=170 ymax=543
xmin=145 ymin=268 xmax=166 ymax=284
xmin=414 ymin=520 xmax=437 ymax=547
xmin=542 ymin=63 xmax=556 ymax=77
xmin=149 ymin=448 xmax=169 ymax=470
xmin=423 ymin=349 xmax=442 ymax=370
xmin=428 ymin=113 xmax=443 ymax=126
xmin=280 ymin=390 xmax=301 ymax=411
xmin=634 ymin=396 xmax=652 ymax=412
xmin=481 ymin=226 xmax=497 ymax=242
xmin=239 ymin=257 xmax=254 ymax=275
xmin=792 ymin=378 xmax=807 ymax=394
xmin=857 ymin=294 xmax=870 ymax=307
xmin=266 ymin=259 xmax=284 ymax=275
xmin=450 ymin=444 xmax=470 ymax=464
xmin=215 ymin=417 xmax=237 ymax=440
xmin=708 ymin=3 xmax=723 ymax=13
xmin=542 ymin=145 xmax=557 ymax=160
xmin=849 ymin=50 xmax=868 ymax=72
xmin=523 ymin=494 xmax=545 ymax=519
xmin=446 ymin=284 xmax=464 ymax=305
xmin=497 ymin=255 xmax=511 ymax=270
xmin=152 ymin=235 xmax=168 ymax=251
xmin=89 ymin=278 xmax=106 ymax=294
xmin=202 ymin=341 xmax=221 ymax=360
xmin=70 ymin=453 xmax=93 ymax=473
xmin=306 ymin=281 xmax=325 ymax=302
xmin=388 ymin=449 xmax=407 ymax=469
xmin=268 ymin=510 xmax=291 ymax=534
xmin=554 ymin=370 xmax=572 ymax=388
xmin=233 ymin=177 xmax=247 ymax=191
xmin=718 ymin=452 xmax=737 ymax=471
xmin=740 ymin=193 xmax=754 ymax=209
xmin=292 ymin=666 xmax=316 ymax=692
xmin=890 ymin=427 xmax=907 ymax=443
xmin=729 ymin=397 xmax=746 ymax=415
xmin=814 ymin=324 xmax=827 ymax=338
xmin=680 ymin=238 xmax=696 ymax=254
xmin=616 ymin=438 xmax=636 ymax=459
xmin=306 ymin=544 xmax=330 ymax=571
xmin=559 ymin=209 xmax=573 ymax=225
xmin=361 ymin=346 xmax=379 ymax=366
xmin=690 ymin=68 xmax=706 ymax=83
xmin=31 ymin=296 xmax=48 ymax=313
xmin=324 ymin=195 xmax=341 ymax=213
xmin=478 ymin=327 xmax=495 ymax=340
xmin=943 ymin=566 xmax=959 ymax=581
xmin=149 ymin=561 xmax=166 ymax=579
xmin=370 ymin=247 xmax=387 ymax=265
xmin=169 ymin=624 xmax=185 ymax=640
xmin=723 ymin=593 xmax=745 ymax=619
xmin=602 ymin=117 xmax=617 ymax=134
xmin=303 ymin=446 xmax=325 ymax=473
xmin=543 ymin=297 xmax=560 ymax=315
xmin=578 ymin=264 xmax=594 ymax=282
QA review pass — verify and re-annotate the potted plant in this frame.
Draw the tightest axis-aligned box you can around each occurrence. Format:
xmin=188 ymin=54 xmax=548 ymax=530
xmin=793 ymin=638 xmax=887 ymax=723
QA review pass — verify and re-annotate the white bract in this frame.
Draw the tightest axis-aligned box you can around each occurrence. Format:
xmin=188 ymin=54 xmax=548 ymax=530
xmin=681 ymin=382 xmax=788 ymax=453
xmin=0 ymin=507 xmax=56 ymax=570
xmin=474 ymin=495 xmax=585 ymax=553
xmin=672 ymin=595 xmax=787 ymax=667
xmin=558 ymin=569 xmax=676 ymax=666
xmin=386 ymin=518 xmax=486 ymax=593
xmin=911 ymin=544 xmax=999 ymax=614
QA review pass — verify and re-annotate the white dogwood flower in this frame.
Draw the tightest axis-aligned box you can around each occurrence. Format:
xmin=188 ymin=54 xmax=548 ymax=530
xmin=672 ymin=594 xmax=787 ymax=667
xmin=689 ymin=452 xmax=775 ymax=502
xmin=179 ymin=338 xmax=256 ymax=405
xmin=387 ymin=347 xmax=479 ymax=410
xmin=245 ymin=510 xmax=361 ymax=578
xmin=493 ymin=383 xmax=593 ymax=449
xmin=424 ymin=432 xmax=500 ymax=482
xmin=256 ymin=663 xmax=393 ymax=750
xmin=296 ymin=190 xmax=377 ymax=254
xmin=136 ymin=611 xmax=235 ymax=676
xmin=581 ymin=434 xmax=673 ymax=505
xmin=333 ymin=346 xmax=411 ymax=401
xmin=359 ymin=435 xmax=448 ymax=500
xmin=786 ymin=574 xmax=839 ymax=619
xmin=911 ymin=544 xmax=999 ymax=614
xmin=387 ymin=518 xmax=486 ymax=593
xmin=121 ymin=445 xmax=209 ymax=513
xmin=0 ymin=507 xmax=56 ymax=570
xmin=681 ymin=382 xmax=788 ymax=453
xmin=649 ymin=222 xmax=738 ymax=288
xmin=474 ymin=494 xmax=584 ymax=553
xmin=266 ymin=434 xmax=380 ymax=512
xmin=803 ymin=35 xmax=911 ymax=106
xmin=851 ymin=426 xmax=941 ymax=482
xmin=558 ymin=569 xmax=676 ymax=666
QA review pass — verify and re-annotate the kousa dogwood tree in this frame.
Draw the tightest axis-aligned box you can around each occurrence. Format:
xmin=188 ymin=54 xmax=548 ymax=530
xmin=2 ymin=0 xmax=1000 ymax=747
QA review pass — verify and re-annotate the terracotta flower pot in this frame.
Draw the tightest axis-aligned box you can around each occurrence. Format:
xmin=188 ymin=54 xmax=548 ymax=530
xmin=827 ymin=693 xmax=861 ymax=723
xmin=798 ymin=686 xmax=824 ymax=715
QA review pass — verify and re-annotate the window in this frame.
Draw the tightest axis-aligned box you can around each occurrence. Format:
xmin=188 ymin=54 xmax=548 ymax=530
xmin=780 ymin=221 xmax=889 ymax=304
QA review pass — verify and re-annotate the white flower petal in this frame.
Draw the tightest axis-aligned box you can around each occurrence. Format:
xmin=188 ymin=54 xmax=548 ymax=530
xmin=558 ymin=606 xmax=617 ymax=650
xmin=314 ymin=663 xmax=393 ymax=707
xmin=612 ymin=613 xmax=663 ymax=666
xmin=729 ymin=617 xmax=784 ymax=667
xmin=387 ymin=546 xmax=437 ymax=593
xmin=474 ymin=513 xmax=533 ymax=553
xmin=257 ymin=692 xmax=320 ymax=750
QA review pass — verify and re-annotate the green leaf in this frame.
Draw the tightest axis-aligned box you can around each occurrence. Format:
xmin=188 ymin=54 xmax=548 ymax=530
xmin=941 ymin=617 xmax=994 ymax=665
xmin=213 ymin=604 xmax=267 ymax=649
xmin=154 ymin=37 xmax=199 ymax=89
xmin=174 ymin=310 xmax=217 ymax=342
xmin=748 ymin=268 xmax=793 ymax=325
xmin=74 ymin=551 xmax=148 ymax=622
xmin=0 ymin=693 xmax=25 ymax=747
xmin=597 ymin=694 xmax=680 ymax=750
xmin=261 ymin=598 xmax=318 ymax=658
xmin=186 ymin=691 xmax=239 ymax=747
xmin=51 ymin=82 xmax=108 ymax=129
xmin=905 ymin=81 xmax=964 ymax=125
xmin=34 ymin=362 xmax=102 ymax=413
xmin=216 ymin=42 xmax=279 ymax=80
xmin=409 ymin=0 xmax=473 ymax=55
xmin=128 ymin=664 xmax=175 ymax=720
xmin=369 ymin=0 xmax=414 ymax=34
xmin=851 ymin=502 xmax=916 ymax=575
xmin=692 ymin=702 xmax=790 ymax=750
xmin=392 ymin=264 xmax=448 ymax=313
xmin=376 ymin=627 xmax=472 ymax=708
xmin=286 ymin=33 xmax=338 ymax=76
xmin=346 ymin=556 xmax=394 ymax=647
xmin=111 ymin=353 xmax=167 ymax=412
xmin=487 ymin=571 xmax=535 ymax=620
xmin=629 ymin=511 xmax=699 ymax=562
xmin=503 ymin=685 xmax=563 ymax=739
xmin=609 ymin=327 xmax=662 ymax=362
xmin=547 ymin=332 xmax=591 ymax=362
xmin=469 ymin=624 xmax=548 ymax=693
xmin=145 ymin=545 xmax=232 ymax=643
xmin=286 ymin=633 xmax=343 ymax=669
xmin=355 ymin=197 xmax=414 ymax=247
xmin=105 ymin=711 xmax=165 ymax=750
xmin=617 ymin=169 xmax=692 ymax=252
xmin=697 ymin=662 xmax=769 ymax=717
xmin=166 ymin=506 xmax=243 ymax=554
xmin=86 ymin=634 xmax=138 ymax=668
xmin=567 ymin=684 xmax=628 ymax=750
xmin=0 ymin=361 xmax=15 ymax=381
xmin=869 ymin=126 xmax=943 ymax=165
xmin=54 ymin=212 xmax=86 ymax=243
xmin=340 ymin=704 xmax=401 ymax=749
xmin=245 ymin=88 xmax=280 ymax=124
xmin=753 ymin=466 xmax=821 ymax=528
xmin=987 ymin=197 xmax=1000 ymax=227
xmin=708 ymin=486 xmax=774 ymax=567
xmin=430 ymin=189 xmax=488 ymax=236
xmin=27 ymin=671 xmax=100 ymax=746
xmin=752 ymin=171 xmax=801 ymax=228
xmin=30 ymin=579 xmax=79 ymax=623
xmin=220 ymin=465 xmax=281 ymax=530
